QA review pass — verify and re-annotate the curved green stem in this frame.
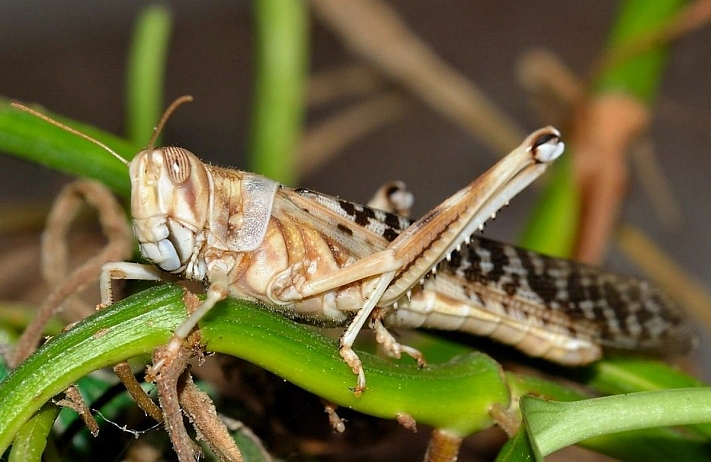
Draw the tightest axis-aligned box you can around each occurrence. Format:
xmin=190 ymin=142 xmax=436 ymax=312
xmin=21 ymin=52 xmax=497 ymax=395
xmin=523 ymin=388 xmax=711 ymax=456
xmin=0 ymin=285 xmax=511 ymax=453
xmin=126 ymin=4 xmax=173 ymax=146
xmin=248 ymin=0 xmax=308 ymax=183
xmin=8 ymin=404 xmax=59 ymax=462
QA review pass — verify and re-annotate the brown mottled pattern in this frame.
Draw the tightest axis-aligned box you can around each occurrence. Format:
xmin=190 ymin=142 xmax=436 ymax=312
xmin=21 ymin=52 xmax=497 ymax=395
xmin=436 ymin=236 xmax=692 ymax=356
xmin=324 ymin=197 xmax=692 ymax=356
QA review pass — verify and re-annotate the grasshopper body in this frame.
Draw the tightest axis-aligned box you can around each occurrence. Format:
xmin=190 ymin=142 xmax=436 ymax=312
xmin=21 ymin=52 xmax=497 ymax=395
xmin=14 ymin=100 xmax=692 ymax=393
xmin=117 ymin=126 xmax=691 ymax=392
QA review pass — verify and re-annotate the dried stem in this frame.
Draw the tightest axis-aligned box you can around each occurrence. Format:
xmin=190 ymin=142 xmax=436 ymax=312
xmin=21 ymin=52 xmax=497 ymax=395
xmin=424 ymin=428 xmax=462 ymax=462
xmin=297 ymin=91 xmax=412 ymax=177
xmin=489 ymin=402 xmax=520 ymax=437
xmin=308 ymin=64 xmax=386 ymax=106
xmin=571 ymin=94 xmax=650 ymax=263
xmin=112 ymin=362 xmax=164 ymax=423
xmin=179 ymin=373 xmax=244 ymax=462
xmin=10 ymin=180 xmax=133 ymax=367
xmin=153 ymin=343 xmax=202 ymax=462
xmin=629 ymin=138 xmax=682 ymax=228
xmin=56 ymin=385 xmax=99 ymax=437
xmin=308 ymin=0 xmax=525 ymax=154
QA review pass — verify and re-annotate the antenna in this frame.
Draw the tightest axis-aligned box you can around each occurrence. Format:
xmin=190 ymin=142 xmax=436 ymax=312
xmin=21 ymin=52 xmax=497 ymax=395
xmin=146 ymin=95 xmax=194 ymax=148
xmin=10 ymin=102 xmax=129 ymax=166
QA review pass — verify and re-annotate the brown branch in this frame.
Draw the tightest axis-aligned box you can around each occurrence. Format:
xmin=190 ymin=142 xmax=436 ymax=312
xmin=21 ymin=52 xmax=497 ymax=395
xmin=308 ymin=64 xmax=386 ymax=106
xmin=424 ymin=428 xmax=462 ymax=462
xmin=571 ymin=95 xmax=650 ymax=263
xmin=516 ymin=48 xmax=584 ymax=127
xmin=56 ymin=385 xmax=99 ymax=437
xmin=112 ymin=362 xmax=164 ymax=423
xmin=297 ymin=91 xmax=412 ymax=177
xmin=10 ymin=180 xmax=133 ymax=367
xmin=308 ymin=0 xmax=525 ymax=154
xmin=179 ymin=373 xmax=245 ymax=462
xmin=629 ymin=138 xmax=682 ymax=229
xmin=153 ymin=343 xmax=202 ymax=462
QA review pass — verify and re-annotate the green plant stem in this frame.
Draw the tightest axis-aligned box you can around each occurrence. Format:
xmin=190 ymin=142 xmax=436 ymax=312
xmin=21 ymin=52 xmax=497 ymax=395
xmin=594 ymin=0 xmax=685 ymax=101
xmin=8 ymin=404 xmax=59 ymax=462
xmin=522 ymin=388 xmax=711 ymax=456
xmin=248 ymin=0 xmax=308 ymax=184
xmin=0 ymin=98 xmax=137 ymax=198
xmin=0 ymin=285 xmax=511 ymax=454
xmin=126 ymin=4 xmax=173 ymax=146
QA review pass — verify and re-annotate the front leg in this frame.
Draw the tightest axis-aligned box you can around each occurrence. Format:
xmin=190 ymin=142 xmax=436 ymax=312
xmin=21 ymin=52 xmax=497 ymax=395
xmin=101 ymin=261 xmax=230 ymax=375
xmin=100 ymin=262 xmax=166 ymax=306
xmin=152 ymin=267 xmax=230 ymax=374
xmin=268 ymin=249 xmax=402 ymax=395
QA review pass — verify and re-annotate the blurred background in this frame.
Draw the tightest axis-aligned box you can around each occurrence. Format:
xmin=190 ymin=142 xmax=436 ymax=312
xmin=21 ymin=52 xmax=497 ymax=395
xmin=1 ymin=1 xmax=711 ymax=460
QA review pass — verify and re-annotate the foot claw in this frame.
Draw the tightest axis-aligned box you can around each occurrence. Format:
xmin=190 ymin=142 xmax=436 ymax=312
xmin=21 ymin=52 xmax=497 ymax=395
xmin=372 ymin=314 xmax=426 ymax=367
xmin=339 ymin=344 xmax=366 ymax=396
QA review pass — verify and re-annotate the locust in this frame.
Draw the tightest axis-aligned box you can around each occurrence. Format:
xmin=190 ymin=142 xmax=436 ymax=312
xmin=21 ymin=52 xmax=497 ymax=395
xmin=13 ymin=97 xmax=692 ymax=395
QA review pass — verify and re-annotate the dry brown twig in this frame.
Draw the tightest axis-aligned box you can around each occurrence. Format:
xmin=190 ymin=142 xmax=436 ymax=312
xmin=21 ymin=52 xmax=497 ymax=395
xmin=297 ymin=91 xmax=412 ymax=177
xmin=220 ymin=416 xmax=273 ymax=461
xmin=424 ymin=429 xmax=462 ymax=462
xmin=515 ymin=7 xmax=711 ymax=334
xmin=517 ymin=46 xmax=681 ymax=263
xmin=571 ymin=93 xmax=650 ymax=263
xmin=567 ymin=0 xmax=711 ymax=262
xmin=10 ymin=179 xmax=133 ymax=367
xmin=149 ymin=290 xmax=244 ymax=462
xmin=56 ymin=385 xmax=100 ymax=437
xmin=112 ymin=362 xmax=164 ymax=423
xmin=308 ymin=0 xmax=526 ymax=155
xmin=323 ymin=402 xmax=346 ymax=433
xmin=516 ymin=48 xmax=584 ymax=129
xmin=308 ymin=63 xmax=386 ymax=106
xmin=629 ymin=138 xmax=683 ymax=229
xmin=153 ymin=340 xmax=203 ymax=462
xmin=179 ymin=373 xmax=245 ymax=462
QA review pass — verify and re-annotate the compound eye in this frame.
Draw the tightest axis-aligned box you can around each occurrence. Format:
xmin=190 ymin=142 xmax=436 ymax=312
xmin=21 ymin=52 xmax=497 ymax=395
xmin=162 ymin=147 xmax=192 ymax=184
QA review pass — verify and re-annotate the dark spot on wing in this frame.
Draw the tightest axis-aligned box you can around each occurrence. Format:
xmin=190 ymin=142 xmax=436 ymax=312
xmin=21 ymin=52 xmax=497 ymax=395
xmin=383 ymin=227 xmax=399 ymax=242
xmin=337 ymin=224 xmax=353 ymax=236
xmin=339 ymin=200 xmax=356 ymax=217
xmin=354 ymin=206 xmax=376 ymax=227
xmin=384 ymin=212 xmax=402 ymax=230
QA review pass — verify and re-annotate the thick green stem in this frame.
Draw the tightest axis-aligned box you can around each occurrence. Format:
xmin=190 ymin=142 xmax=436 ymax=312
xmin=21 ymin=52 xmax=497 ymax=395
xmin=0 ymin=285 xmax=511 ymax=454
xmin=248 ymin=0 xmax=308 ymax=184
xmin=126 ymin=4 xmax=173 ymax=146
